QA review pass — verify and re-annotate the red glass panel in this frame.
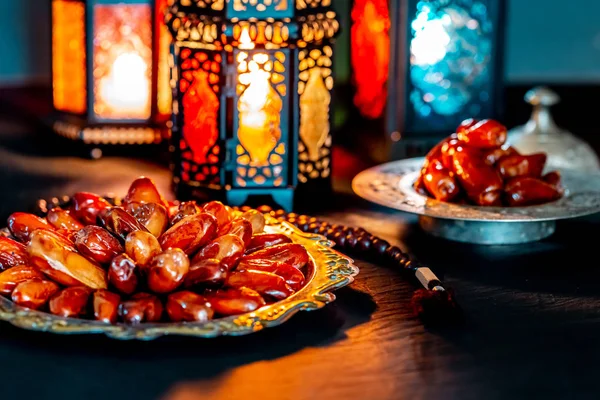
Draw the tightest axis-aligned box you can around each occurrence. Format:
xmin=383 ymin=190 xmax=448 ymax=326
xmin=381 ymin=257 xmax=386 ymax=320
xmin=351 ymin=0 xmax=390 ymax=119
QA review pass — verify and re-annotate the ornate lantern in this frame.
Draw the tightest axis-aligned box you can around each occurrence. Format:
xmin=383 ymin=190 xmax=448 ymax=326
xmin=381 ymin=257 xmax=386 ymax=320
xmin=350 ymin=0 xmax=506 ymax=158
xmin=50 ymin=0 xmax=172 ymax=155
xmin=166 ymin=0 xmax=339 ymax=211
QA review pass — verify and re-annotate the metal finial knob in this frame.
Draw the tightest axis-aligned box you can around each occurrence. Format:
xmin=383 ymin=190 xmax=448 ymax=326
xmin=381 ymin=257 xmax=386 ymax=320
xmin=524 ymin=86 xmax=560 ymax=107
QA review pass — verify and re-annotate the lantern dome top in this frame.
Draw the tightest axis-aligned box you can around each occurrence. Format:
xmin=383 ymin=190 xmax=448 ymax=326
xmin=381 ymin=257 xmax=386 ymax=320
xmin=166 ymin=0 xmax=339 ymax=47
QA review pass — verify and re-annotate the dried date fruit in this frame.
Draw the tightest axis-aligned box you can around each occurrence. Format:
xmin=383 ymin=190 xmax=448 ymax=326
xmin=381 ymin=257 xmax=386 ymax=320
xmin=504 ymin=177 xmax=562 ymax=207
xmin=11 ymin=279 xmax=60 ymax=310
xmin=241 ymin=210 xmax=266 ymax=234
xmin=70 ymin=192 xmax=111 ymax=225
xmin=75 ymin=226 xmax=123 ymax=265
xmin=456 ymin=119 xmax=507 ymax=149
xmin=93 ymin=290 xmax=121 ymax=323
xmin=125 ymin=230 xmax=161 ymax=269
xmin=237 ymin=259 xmax=305 ymax=291
xmin=49 ymin=286 xmax=92 ymax=318
xmin=483 ymin=146 xmax=519 ymax=166
xmin=421 ymin=159 xmax=461 ymax=202
xmin=166 ymin=291 xmax=214 ymax=322
xmin=98 ymin=207 xmax=149 ymax=242
xmin=185 ymin=258 xmax=228 ymax=288
xmin=202 ymin=201 xmax=231 ymax=228
xmin=108 ymin=254 xmax=138 ymax=295
xmin=0 ymin=265 xmax=45 ymax=295
xmin=226 ymin=270 xmax=294 ymax=300
xmin=204 ymin=287 xmax=266 ymax=316
xmin=0 ymin=236 xmax=30 ymax=270
xmin=159 ymin=213 xmax=217 ymax=255
xmin=246 ymin=233 xmax=293 ymax=254
xmin=192 ymin=234 xmax=245 ymax=270
xmin=130 ymin=202 xmax=169 ymax=237
xmin=119 ymin=292 xmax=163 ymax=324
xmin=497 ymin=153 xmax=547 ymax=180
xmin=219 ymin=218 xmax=253 ymax=247
xmin=543 ymin=171 xmax=564 ymax=193
xmin=28 ymin=229 xmax=108 ymax=289
xmin=46 ymin=208 xmax=84 ymax=232
xmin=440 ymin=137 xmax=463 ymax=170
xmin=451 ymin=146 xmax=503 ymax=206
xmin=240 ymin=243 xmax=309 ymax=270
xmin=123 ymin=177 xmax=167 ymax=207
xmin=8 ymin=212 xmax=52 ymax=242
xmin=171 ymin=201 xmax=201 ymax=226
xmin=147 ymin=248 xmax=190 ymax=293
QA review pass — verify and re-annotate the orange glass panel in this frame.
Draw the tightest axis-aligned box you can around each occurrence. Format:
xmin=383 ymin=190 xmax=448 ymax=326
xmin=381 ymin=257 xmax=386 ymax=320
xmin=52 ymin=0 xmax=86 ymax=114
xmin=300 ymin=67 xmax=330 ymax=161
xmin=93 ymin=4 xmax=152 ymax=120
xmin=351 ymin=0 xmax=390 ymax=119
xmin=156 ymin=0 xmax=172 ymax=118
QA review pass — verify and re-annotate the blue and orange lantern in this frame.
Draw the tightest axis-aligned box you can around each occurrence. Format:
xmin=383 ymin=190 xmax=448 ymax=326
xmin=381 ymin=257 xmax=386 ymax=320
xmin=167 ymin=0 xmax=339 ymax=210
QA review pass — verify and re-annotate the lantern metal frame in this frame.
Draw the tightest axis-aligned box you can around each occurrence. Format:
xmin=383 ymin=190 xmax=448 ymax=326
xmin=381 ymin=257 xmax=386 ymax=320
xmin=167 ymin=0 xmax=339 ymax=211
xmin=48 ymin=0 xmax=170 ymax=151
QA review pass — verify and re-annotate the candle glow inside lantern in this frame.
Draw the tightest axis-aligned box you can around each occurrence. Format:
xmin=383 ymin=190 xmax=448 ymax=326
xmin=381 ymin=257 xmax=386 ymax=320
xmin=167 ymin=0 xmax=339 ymax=210
xmin=350 ymin=0 xmax=505 ymax=157
xmin=50 ymin=0 xmax=172 ymax=150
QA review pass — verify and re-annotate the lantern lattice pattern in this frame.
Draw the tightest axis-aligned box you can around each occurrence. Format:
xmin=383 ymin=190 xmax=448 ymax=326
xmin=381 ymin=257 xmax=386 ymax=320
xmin=167 ymin=0 xmax=339 ymax=210
xmin=49 ymin=0 xmax=172 ymax=149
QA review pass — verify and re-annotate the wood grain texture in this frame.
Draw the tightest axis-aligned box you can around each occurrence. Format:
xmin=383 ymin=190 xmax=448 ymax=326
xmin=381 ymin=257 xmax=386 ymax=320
xmin=1 ymin=115 xmax=600 ymax=400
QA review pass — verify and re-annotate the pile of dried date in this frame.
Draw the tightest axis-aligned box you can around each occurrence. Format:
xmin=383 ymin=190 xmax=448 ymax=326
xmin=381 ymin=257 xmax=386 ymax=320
xmin=0 ymin=178 xmax=310 ymax=324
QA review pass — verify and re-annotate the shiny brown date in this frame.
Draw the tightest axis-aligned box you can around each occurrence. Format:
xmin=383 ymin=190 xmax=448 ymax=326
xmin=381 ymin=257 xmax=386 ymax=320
xmin=237 ymin=259 xmax=305 ymax=291
xmin=202 ymin=201 xmax=231 ymax=228
xmin=8 ymin=212 xmax=52 ymax=242
xmin=125 ymin=230 xmax=161 ymax=269
xmin=440 ymin=137 xmax=463 ymax=170
xmin=0 ymin=265 xmax=45 ymax=295
xmin=159 ymin=212 xmax=217 ymax=255
xmin=226 ymin=270 xmax=294 ymax=300
xmin=185 ymin=258 xmax=228 ymax=288
xmin=543 ymin=171 xmax=563 ymax=193
xmin=241 ymin=210 xmax=266 ymax=234
xmin=504 ymin=177 xmax=562 ymax=207
xmin=28 ymin=229 xmax=108 ymax=289
xmin=192 ymin=234 xmax=245 ymax=270
xmin=246 ymin=233 xmax=292 ymax=254
xmin=147 ymin=248 xmax=190 ymax=293
xmin=108 ymin=254 xmax=138 ymax=295
xmin=451 ymin=147 xmax=503 ymax=206
xmin=119 ymin=293 xmax=163 ymax=324
xmin=240 ymin=243 xmax=309 ymax=270
xmin=93 ymin=290 xmax=121 ymax=323
xmin=98 ymin=207 xmax=149 ymax=242
xmin=204 ymin=287 xmax=266 ymax=316
xmin=46 ymin=208 xmax=84 ymax=232
xmin=123 ymin=177 xmax=167 ymax=207
xmin=75 ymin=225 xmax=124 ymax=265
xmin=49 ymin=286 xmax=92 ymax=318
xmin=0 ymin=236 xmax=30 ymax=270
xmin=166 ymin=291 xmax=214 ymax=322
xmin=171 ymin=201 xmax=201 ymax=226
xmin=219 ymin=218 xmax=253 ymax=247
xmin=11 ymin=279 xmax=60 ymax=310
xmin=130 ymin=202 xmax=169 ymax=237
xmin=483 ymin=146 xmax=519 ymax=166
xmin=70 ymin=192 xmax=111 ymax=225
xmin=422 ymin=159 xmax=461 ymax=202
xmin=456 ymin=119 xmax=507 ymax=149
xmin=497 ymin=153 xmax=547 ymax=180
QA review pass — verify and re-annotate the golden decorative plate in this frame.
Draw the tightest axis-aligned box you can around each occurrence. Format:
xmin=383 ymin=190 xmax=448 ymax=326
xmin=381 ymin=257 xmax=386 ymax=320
xmin=0 ymin=217 xmax=359 ymax=340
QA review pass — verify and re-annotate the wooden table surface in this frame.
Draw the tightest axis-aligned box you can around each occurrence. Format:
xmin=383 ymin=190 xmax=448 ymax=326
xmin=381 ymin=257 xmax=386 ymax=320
xmin=1 ymin=114 xmax=600 ymax=400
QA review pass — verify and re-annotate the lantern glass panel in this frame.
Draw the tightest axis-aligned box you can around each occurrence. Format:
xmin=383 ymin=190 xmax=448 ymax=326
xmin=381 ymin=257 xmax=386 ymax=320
xmin=298 ymin=46 xmax=333 ymax=183
xmin=157 ymin=0 xmax=173 ymax=118
xmin=52 ymin=0 xmax=87 ymax=114
xmin=350 ymin=0 xmax=390 ymax=119
xmin=408 ymin=0 xmax=495 ymax=131
xmin=178 ymin=48 xmax=222 ymax=185
xmin=93 ymin=3 xmax=153 ymax=120
xmin=228 ymin=0 xmax=293 ymax=18
xmin=234 ymin=47 xmax=289 ymax=188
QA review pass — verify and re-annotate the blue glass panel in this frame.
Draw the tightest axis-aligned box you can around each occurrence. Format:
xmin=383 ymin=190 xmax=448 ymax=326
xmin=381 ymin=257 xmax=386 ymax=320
xmin=407 ymin=0 xmax=498 ymax=132
xmin=227 ymin=0 xmax=294 ymax=19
